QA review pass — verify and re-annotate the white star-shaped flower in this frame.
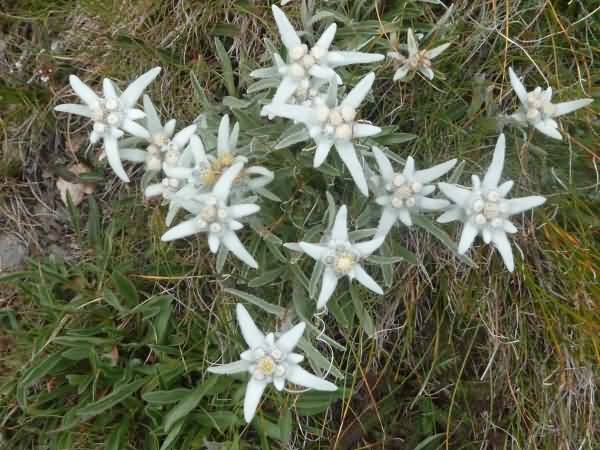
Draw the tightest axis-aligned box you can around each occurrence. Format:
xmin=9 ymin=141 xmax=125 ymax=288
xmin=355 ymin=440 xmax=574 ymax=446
xmin=508 ymin=67 xmax=593 ymax=141
xmin=388 ymin=28 xmax=450 ymax=82
xmin=208 ymin=304 xmax=337 ymax=423
xmin=164 ymin=115 xmax=273 ymax=199
xmin=288 ymin=205 xmax=384 ymax=309
xmin=263 ymin=73 xmax=381 ymax=196
xmin=54 ymin=67 xmax=162 ymax=182
xmin=254 ymin=5 xmax=383 ymax=108
xmin=119 ymin=95 xmax=197 ymax=173
xmin=437 ymin=133 xmax=546 ymax=272
xmin=161 ymin=162 xmax=260 ymax=268
xmin=371 ymin=147 xmax=457 ymax=236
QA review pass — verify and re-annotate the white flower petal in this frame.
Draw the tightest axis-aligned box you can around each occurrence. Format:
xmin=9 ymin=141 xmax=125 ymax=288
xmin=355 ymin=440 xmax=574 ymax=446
xmin=217 ymin=115 xmax=230 ymax=154
xmin=403 ymin=156 xmax=415 ymax=177
xmin=285 ymin=365 xmax=337 ymax=392
xmin=375 ymin=207 xmax=398 ymax=237
xmin=503 ymin=220 xmax=518 ymax=234
xmin=341 ymin=72 xmax=375 ymax=110
xmin=418 ymin=197 xmax=450 ymax=211
xmin=163 ymin=166 xmax=193 ymax=179
xmin=508 ymin=67 xmax=528 ymax=106
xmin=314 ymin=139 xmax=334 ymax=167
xmin=119 ymin=67 xmax=161 ymax=109
xmin=426 ymin=42 xmax=451 ymax=60
xmin=354 ymin=237 xmax=384 ymax=257
xmin=397 ymin=208 xmax=412 ymax=226
xmin=223 ymin=230 xmax=258 ymax=268
xmin=315 ymin=23 xmax=337 ymax=49
xmin=482 ymin=133 xmax=505 ymax=189
xmin=276 ymin=322 xmax=305 ymax=353
xmin=352 ymin=123 xmax=381 ymax=138
xmin=287 ymin=353 xmax=304 ymax=364
xmin=161 ymin=218 xmax=202 ymax=241
xmin=458 ymin=222 xmax=479 ymax=254
xmin=143 ymin=95 xmax=162 ymax=133
xmin=271 ymin=5 xmax=301 ymax=49
xmin=353 ymin=265 xmax=383 ymax=295
xmin=273 ymin=377 xmax=285 ymax=391
xmin=229 ymin=204 xmax=260 ymax=219
xmin=229 ymin=122 xmax=240 ymax=151
xmin=327 ymin=51 xmax=384 ymax=68
xmin=393 ymin=65 xmax=410 ymax=82
xmin=436 ymin=207 xmax=462 ymax=223
xmin=552 ymin=98 xmax=593 ymax=117
xmin=492 ymin=231 xmax=515 ymax=272
xmin=173 ymin=124 xmax=197 ymax=150
xmin=208 ymin=233 xmax=221 ymax=253
xmin=298 ymin=242 xmax=329 ymax=261
xmin=54 ymin=103 xmax=93 ymax=118
xmin=104 ymin=136 xmax=129 ymax=182
xmin=121 ymin=119 xmax=151 ymax=140
xmin=415 ymin=158 xmax=457 ymax=184
xmin=213 ymin=162 xmax=245 ymax=201
xmin=243 ymin=377 xmax=268 ymax=423
xmin=420 ymin=67 xmax=434 ymax=80
xmin=207 ymin=359 xmax=250 ymax=375
xmin=533 ymin=119 xmax=562 ymax=140
xmin=262 ymin=103 xmax=312 ymax=124
xmin=438 ymin=183 xmax=471 ymax=206
xmin=68 ymin=75 xmax=100 ymax=107
xmin=309 ymin=65 xmax=339 ymax=82
xmin=164 ymin=119 xmax=177 ymax=137
xmin=102 ymin=79 xmax=118 ymax=100
xmin=507 ymin=196 xmax=546 ymax=215
xmin=482 ymin=228 xmax=492 ymax=244
xmin=270 ymin=76 xmax=300 ymax=105
xmin=331 ymin=205 xmax=349 ymax=242
xmin=372 ymin=147 xmax=394 ymax=181
xmin=335 ymin=141 xmax=369 ymax=196
xmin=406 ymin=28 xmax=418 ymax=55
xmin=498 ymin=180 xmax=514 ymax=196
xmin=126 ymin=109 xmax=145 ymax=121
xmin=236 ymin=304 xmax=265 ymax=348
xmin=316 ymin=268 xmax=338 ymax=309
xmin=144 ymin=183 xmax=163 ymax=198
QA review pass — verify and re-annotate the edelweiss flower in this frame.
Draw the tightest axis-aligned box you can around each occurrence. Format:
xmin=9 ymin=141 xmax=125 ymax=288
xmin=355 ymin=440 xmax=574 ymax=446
xmin=120 ymin=95 xmax=197 ymax=172
xmin=288 ymin=205 xmax=384 ymax=309
xmin=388 ymin=28 xmax=450 ymax=82
xmin=254 ymin=5 xmax=383 ymax=108
xmin=508 ymin=67 xmax=593 ymax=141
xmin=207 ymin=304 xmax=337 ymax=423
xmin=161 ymin=162 xmax=260 ymax=268
xmin=437 ymin=134 xmax=546 ymax=272
xmin=263 ymin=73 xmax=380 ymax=196
xmin=371 ymin=147 xmax=456 ymax=236
xmin=55 ymin=67 xmax=162 ymax=182
xmin=164 ymin=115 xmax=273 ymax=198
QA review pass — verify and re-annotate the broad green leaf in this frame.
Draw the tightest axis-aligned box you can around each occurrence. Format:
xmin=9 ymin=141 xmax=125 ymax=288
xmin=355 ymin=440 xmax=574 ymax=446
xmin=76 ymin=378 xmax=147 ymax=419
xmin=413 ymin=216 xmax=477 ymax=267
xmin=224 ymin=288 xmax=285 ymax=317
xmin=214 ymin=38 xmax=236 ymax=97
xmin=142 ymin=388 xmax=191 ymax=405
xmin=163 ymin=376 xmax=218 ymax=432
xmin=350 ymin=285 xmax=375 ymax=337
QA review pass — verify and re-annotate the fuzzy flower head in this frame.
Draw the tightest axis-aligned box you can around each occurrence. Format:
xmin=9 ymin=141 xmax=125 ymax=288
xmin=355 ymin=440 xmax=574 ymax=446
xmin=120 ymin=95 xmax=197 ymax=173
xmin=388 ymin=29 xmax=450 ymax=82
xmin=288 ymin=205 xmax=384 ymax=309
xmin=263 ymin=73 xmax=381 ymax=196
xmin=55 ymin=67 xmax=162 ymax=181
xmin=437 ymin=134 xmax=546 ymax=272
xmin=371 ymin=147 xmax=457 ymax=236
xmin=253 ymin=5 xmax=383 ymax=108
xmin=164 ymin=115 xmax=274 ymax=199
xmin=161 ymin=162 xmax=261 ymax=268
xmin=508 ymin=67 xmax=593 ymax=141
xmin=207 ymin=304 xmax=337 ymax=423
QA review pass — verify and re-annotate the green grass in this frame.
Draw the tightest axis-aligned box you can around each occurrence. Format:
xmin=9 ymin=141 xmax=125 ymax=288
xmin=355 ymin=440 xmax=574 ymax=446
xmin=1 ymin=0 xmax=599 ymax=449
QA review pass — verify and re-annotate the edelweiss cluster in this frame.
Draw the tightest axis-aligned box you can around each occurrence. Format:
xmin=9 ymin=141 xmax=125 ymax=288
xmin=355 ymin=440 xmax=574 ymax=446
xmin=53 ymin=3 xmax=593 ymax=425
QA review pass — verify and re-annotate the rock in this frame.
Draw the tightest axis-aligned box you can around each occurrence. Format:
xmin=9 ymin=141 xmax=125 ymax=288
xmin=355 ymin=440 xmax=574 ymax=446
xmin=0 ymin=234 xmax=28 ymax=271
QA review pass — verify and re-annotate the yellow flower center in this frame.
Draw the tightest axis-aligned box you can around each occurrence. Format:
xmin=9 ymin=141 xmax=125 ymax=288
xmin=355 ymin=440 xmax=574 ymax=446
xmin=335 ymin=254 xmax=356 ymax=274
xmin=199 ymin=152 xmax=240 ymax=186
xmin=256 ymin=356 xmax=275 ymax=375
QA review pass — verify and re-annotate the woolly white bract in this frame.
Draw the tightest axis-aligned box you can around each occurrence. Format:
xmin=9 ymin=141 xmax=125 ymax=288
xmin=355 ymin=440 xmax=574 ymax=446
xmin=55 ymin=67 xmax=162 ymax=182
xmin=207 ymin=304 xmax=337 ymax=423
xmin=388 ymin=28 xmax=450 ymax=82
xmin=371 ymin=147 xmax=457 ymax=236
xmin=253 ymin=5 xmax=383 ymax=110
xmin=288 ymin=204 xmax=384 ymax=309
xmin=161 ymin=162 xmax=261 ymax=268
xmin=437 ymin=134 xmax=546 ymax=272
xmin=508 ymin=67 xmax=593 ymax=141
xmin=263 ymin=73 xmax=380 ymax=196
